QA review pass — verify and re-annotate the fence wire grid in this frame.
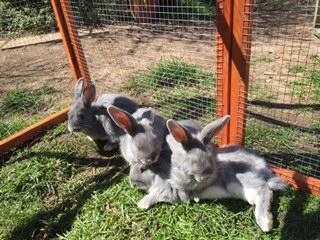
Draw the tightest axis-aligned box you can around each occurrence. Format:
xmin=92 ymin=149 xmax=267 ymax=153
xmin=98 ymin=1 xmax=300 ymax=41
xmin=1 ymin=0 xmax=320 ymax=181
xmin=64 ymin=0 xmax=320 ymax=179
xmin=65 ymin=0 xmax=217 ymax=124
xmin=246 ymin=0 xmax=320 ymax=179
xmin=0 ymin=0 xmax=72 ymax=141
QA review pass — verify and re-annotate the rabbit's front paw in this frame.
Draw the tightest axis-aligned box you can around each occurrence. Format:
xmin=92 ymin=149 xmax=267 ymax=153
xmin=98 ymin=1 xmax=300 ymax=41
xmin=257 ymin=213 xmax=273 ymax=232
xmin=137 ymin=198 xmax=152 ymax=209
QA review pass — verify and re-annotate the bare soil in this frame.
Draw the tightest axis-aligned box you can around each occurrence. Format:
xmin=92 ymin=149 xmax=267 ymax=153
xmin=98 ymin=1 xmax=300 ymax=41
xmin=0 ymin=24 xmax=319 ymax=127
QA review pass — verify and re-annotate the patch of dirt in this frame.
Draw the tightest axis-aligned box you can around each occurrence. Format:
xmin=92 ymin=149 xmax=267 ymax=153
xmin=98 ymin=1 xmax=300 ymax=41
xmin=0 ymin=23 xmax=319 ymax=130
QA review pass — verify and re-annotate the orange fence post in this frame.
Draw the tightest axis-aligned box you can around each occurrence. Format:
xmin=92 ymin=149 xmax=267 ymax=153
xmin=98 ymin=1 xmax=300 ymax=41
xmin=229 ymin=0 xmax=254 ymax=146
xmin=216 ymin=0 xmax=233 ymax=146
xmin=51 ymin=0 xmax=81 ymax=80
xmin=216 ymin=0 xmax=253 ymax=147
xmin=60 ymin=0 xmax=91 ymax=84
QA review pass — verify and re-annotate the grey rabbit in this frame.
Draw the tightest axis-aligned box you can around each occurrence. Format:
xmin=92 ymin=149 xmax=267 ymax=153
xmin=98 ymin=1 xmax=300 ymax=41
xmin=132 ymin=118 xmax=222 ymax=209
xmin=107 ymin=105 xmax=187 ymax=208
xmin=107 ymin=105 xmax=168 ymax=170
xmin=166 ymin=116 xmax=287 ymax=232
xmin=68 ymin=78 xmax=138 ymax=152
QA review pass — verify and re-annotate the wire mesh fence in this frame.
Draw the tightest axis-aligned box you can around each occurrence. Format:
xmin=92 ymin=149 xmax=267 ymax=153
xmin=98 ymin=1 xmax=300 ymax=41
xmin=0 ymin=0 xmax=72 ymax=141
xmin=1 ymin=0 xmax=320 ymax=185
xmin=65 ymin=0 xmax=218 ymax=124
xmin=246 ymin=0 xmax=320 ymax=178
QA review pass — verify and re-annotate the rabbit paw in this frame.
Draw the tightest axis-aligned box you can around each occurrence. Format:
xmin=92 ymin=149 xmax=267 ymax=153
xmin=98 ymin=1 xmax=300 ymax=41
xmin=257 ymin=213 xmax=273 ymax=232
xmin=137 ymin=198 xmax=152 ymax=210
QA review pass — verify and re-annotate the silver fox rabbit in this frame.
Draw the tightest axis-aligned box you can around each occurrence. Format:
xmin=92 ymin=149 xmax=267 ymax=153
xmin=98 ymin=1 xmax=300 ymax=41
xmin=107 ymin=106 xmax=169 ymax=187
xmin=166 ymin=116 xmax=286 ymax=232
xmin=107 ymin=105 xmax=189 ymax=208
xmin=107 ymin=106 xmax=168 ymax=169
xmin=68 ymin=78 xmax=138 ymax=152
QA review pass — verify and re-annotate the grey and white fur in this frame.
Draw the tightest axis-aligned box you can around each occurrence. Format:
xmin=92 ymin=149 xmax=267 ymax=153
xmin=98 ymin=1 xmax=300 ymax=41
xmin=107 ymin=106 xmax=168 ymax=170
xmin=107 ymin=106 xmax=187 ymax=208
xmin=68 ymin=78 xmax=138 ymax=152
xmin=166 ymin=116 xmax=287 ymax=232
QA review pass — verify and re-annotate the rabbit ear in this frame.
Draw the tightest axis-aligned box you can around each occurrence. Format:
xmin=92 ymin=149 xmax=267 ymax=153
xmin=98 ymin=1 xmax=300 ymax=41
xmin=166 ymin=119 xmax=190 ymax=144
xmin=74 ymin=78 xmax=84 ymax=99
xmin=107 ymin=105 xmax=137 ymax=135
xmin=199 ymin=115 xmax=230 ymax=145
xmin=82 ymin=82 xmax=96 ymax=106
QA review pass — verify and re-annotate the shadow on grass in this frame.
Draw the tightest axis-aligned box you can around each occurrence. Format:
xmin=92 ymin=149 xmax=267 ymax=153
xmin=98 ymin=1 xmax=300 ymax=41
xmin=8 ymin=152 xmax=128 ymax=240
xmin=247 ymin=110 xmax=320 ymax=135
xmin=280 ymin=173 xmax=320 ymax=240
xmin=249 ymin=101 xmax=320 ymax=111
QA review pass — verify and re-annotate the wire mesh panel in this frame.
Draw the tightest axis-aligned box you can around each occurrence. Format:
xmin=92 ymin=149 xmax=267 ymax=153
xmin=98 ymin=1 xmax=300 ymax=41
xmin=0 ymin=0 xmax=72 ymax=141
xmin=63 ymin=0 xmax=217 ymax=124
xmin=246 ymin=0 xmax=320 ymax=179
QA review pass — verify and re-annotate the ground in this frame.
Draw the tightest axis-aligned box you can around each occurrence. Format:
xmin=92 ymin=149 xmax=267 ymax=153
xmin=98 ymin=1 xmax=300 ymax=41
xmin=1 ymin=1 xmax=320 ymax=239
xmin=1 ymin=124 xmax=320 ymax=240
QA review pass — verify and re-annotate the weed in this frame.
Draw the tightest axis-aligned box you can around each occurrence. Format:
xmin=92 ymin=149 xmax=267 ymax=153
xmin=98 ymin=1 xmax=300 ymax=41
xmin=125 ymin=59 xmax=214 ymax=94
xmin=246 ymin=119 xmax=297 ymax=152
xmin=310 ymin=70 xmax=320 ymax=101
xmin=288 ymin=65 xmax=306 ymax=74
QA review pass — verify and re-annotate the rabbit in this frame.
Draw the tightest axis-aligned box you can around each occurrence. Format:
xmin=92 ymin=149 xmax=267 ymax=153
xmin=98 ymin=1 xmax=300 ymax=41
xmin=107 ymin=105 xmax=189 ymax=208
xmin=132 ymin=118 xmax=225 ymax=209
xmin=166 ymin=116 xmax=287 ymax=232
xmin=107 ymin=105 xmax=169 ymax=190
xmin=166 ymin=117 xmax=230 ymax=193
xmin=107 ymin=105 xmax=168 ymax=170
xmin=68 ymin=78 xmax=138 ymax=152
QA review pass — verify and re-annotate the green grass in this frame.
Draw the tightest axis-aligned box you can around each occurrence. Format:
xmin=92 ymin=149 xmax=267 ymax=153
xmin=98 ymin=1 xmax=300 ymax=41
xmin=246 ymin=119 xmax=319 ymax=177
xmin=0 ymin=86 xmax=56 ymax=116
xmin=249 ymin=84 xmax=277 ymax=102
xmin=291 ymin=57 xmax=320 ymax=101
xmin=124 ymin=58 xmax=215 ymax=122
xmin=1 ymin=123 xmax=320 ymax=239
xmin=0 ymin=118 xmax=29 ymax=139
xmin=0 ymin=86 xmax=58 ymax=139
xmin=246 ymin=120 xmax=297 ymax=153
xmin=125 ymin=59 xmax=213 ymax=94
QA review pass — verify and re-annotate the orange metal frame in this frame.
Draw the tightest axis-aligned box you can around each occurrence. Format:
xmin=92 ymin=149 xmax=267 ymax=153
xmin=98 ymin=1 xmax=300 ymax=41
xmin=216 ymin=0 xmax=252 ymax=146
xmin=0 ymin=0 xmax=319 ymax=196
xmin=216 ymin=0 xmax=320 ymax=196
